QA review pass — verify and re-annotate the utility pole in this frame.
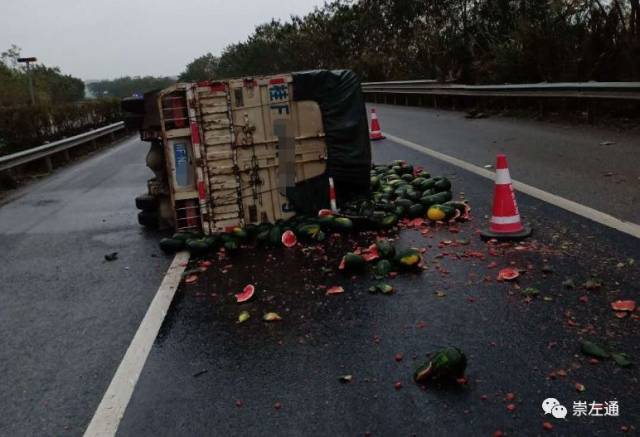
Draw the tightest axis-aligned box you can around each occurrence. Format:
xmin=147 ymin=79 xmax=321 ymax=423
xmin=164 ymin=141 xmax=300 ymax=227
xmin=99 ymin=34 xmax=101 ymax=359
xmin=17 ymin=57 xmax=37 ymax=105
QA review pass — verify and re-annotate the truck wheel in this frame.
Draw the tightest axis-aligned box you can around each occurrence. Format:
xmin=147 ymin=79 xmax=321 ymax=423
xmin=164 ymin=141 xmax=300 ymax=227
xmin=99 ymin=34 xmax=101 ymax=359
xmin=138 ymin=211 xmax=160 ymax=229
xmin=135 ymin=193 xmax=159 ymax=211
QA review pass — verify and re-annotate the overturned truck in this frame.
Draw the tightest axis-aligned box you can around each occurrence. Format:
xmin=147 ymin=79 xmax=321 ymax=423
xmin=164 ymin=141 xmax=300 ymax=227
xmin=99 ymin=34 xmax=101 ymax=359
xmin=124 ymin=70 xmax=371 ymax=234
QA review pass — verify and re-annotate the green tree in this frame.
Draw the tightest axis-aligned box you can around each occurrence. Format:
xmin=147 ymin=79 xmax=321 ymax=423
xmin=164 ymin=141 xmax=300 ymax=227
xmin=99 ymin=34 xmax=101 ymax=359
xmin=179 ymin=53 xmax=220 ymax=81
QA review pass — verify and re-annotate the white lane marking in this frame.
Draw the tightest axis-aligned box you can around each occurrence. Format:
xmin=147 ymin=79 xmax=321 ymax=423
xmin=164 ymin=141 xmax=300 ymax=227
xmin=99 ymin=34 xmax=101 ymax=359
xmin=384 ymin=133 xmax=640 ymax=240
xmin=83 ymin=251 xmax=190 ymax=437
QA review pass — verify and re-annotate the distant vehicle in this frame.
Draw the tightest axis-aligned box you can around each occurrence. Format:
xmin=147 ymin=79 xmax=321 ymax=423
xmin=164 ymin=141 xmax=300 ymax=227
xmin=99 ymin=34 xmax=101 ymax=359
xmin=122 ymin=70 xmax=372 ymax=234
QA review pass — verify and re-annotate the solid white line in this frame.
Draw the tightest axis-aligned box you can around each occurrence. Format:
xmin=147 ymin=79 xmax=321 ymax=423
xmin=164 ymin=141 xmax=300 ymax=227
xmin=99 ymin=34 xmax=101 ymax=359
xmin=83 ymin=251 xmax=190 ymax=437
xmin=384 ymin=132 xmax=640 ymax=239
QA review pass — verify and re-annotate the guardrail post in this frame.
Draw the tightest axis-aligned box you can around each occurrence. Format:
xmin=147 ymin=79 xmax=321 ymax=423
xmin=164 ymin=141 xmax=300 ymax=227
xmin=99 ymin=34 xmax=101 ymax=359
xmin=62 ymin=149 xmax=71 ymax=162
xmin=433 ymin=96 xmax=438 ymax=109
xmin=587 ymin=99 xmax=596 ymax=125
xmin=44 ymin=156 xmax=53 ymax=173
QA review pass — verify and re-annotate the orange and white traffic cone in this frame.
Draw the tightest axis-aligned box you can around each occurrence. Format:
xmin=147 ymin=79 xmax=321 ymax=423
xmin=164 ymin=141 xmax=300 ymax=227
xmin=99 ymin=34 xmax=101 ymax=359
xmin=369 ymin=108 xmax=385 ymax=140
xmin=480 ymin=154 xmax=532 ymax=241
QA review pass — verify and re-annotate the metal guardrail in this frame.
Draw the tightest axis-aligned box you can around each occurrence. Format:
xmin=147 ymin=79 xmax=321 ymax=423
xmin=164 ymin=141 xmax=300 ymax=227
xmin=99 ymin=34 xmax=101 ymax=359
xmin=0 ymin=122 xmax=125 ymax=172
xmin=361 ymin=80 xmax=640 ymax=100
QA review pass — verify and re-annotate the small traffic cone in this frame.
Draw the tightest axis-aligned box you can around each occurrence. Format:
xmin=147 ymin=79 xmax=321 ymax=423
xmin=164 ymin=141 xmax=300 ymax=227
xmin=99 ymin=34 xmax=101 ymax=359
xmin=480 ymin=154 xmax=532 ymax=241
xmin=369 ymin=108 xmax=385 ymax=140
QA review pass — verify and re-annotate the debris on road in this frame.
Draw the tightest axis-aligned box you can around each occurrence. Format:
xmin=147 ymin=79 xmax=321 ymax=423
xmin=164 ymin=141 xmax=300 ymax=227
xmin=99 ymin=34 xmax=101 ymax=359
xmin=497 ymin=267 xmax=520 ymax=281
xmin=104 ymin=252 xmax=118 ymax=261
xmin=263 ymin=312 xmax=282 ymax=322
xmin=237 ymin=311 xmax=250 ymax=324
xmin=326 ymin=285 xmax=345 ymax=295
xmin=339 ymin=374 xmax=353 ymax=383
xmin=235 ymin=284 xmax=255 ymax=303
xmin=414 ymin=347 xmax=467 ymax=385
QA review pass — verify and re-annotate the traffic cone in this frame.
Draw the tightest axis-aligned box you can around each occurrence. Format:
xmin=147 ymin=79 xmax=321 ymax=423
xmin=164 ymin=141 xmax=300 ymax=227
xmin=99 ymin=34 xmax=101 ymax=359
xmin=369 ymin=108 xmax=385 ymax=140
xmin=480 ymin=154 xmax=532 ymax=241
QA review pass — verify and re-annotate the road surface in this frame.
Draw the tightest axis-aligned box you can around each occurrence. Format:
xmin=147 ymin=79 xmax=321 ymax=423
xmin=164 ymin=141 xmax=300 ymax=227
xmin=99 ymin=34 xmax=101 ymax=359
xmin=118 ymin=138 xmax=639 ymax=436
xmin=0 ymin=136 xmax=171 ymax=436
xmin=369 ymin=104 xmax=640 ymax=225
xmin=0 ymin=111 xmax=638 ymax=436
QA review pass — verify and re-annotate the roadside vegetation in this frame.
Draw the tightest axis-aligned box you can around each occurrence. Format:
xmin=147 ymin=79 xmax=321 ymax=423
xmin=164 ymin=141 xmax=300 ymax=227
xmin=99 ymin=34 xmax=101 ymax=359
xmin=0 ymin=46 xmax=124 ymax=155
xmin=181 ymin=0 xmax=640 ymax=83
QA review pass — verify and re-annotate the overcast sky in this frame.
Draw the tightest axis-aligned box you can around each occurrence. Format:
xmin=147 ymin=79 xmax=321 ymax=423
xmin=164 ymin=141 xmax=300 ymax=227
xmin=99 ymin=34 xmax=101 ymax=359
xmin=2 ymin=0 xmax=325 ymax=81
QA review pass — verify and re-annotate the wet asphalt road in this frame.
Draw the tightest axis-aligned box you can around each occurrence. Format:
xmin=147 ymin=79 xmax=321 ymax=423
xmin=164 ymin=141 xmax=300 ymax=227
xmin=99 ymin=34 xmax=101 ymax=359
xmin=0 ymin=136 xmax=171 ymax=436
xmin=118 ymin=138 xmax=639 ymax=436
xmin=369 ymin=104 xmax=640 ymax=225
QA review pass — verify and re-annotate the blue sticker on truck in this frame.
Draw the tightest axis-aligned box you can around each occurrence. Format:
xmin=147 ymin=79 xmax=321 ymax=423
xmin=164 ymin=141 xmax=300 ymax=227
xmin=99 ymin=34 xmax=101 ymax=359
xmin=174 ymin=143 xmax=189 ymax=187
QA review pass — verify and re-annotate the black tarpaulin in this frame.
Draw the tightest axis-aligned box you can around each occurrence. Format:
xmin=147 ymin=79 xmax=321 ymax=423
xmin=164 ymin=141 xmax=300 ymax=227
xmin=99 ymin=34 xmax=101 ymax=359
xmin=292 ymin=70 xmax=372 ymax=189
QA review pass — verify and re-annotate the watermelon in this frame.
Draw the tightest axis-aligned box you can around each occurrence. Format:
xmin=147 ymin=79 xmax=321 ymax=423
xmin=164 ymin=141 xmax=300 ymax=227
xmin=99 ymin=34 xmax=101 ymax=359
xmin=394 ymin=186 xmax=408 ymax=197
xmin=375 ymin=239 xmax=396 ymax=259
xmin=371 ymin=176 xmax=381 ymax=189
xmin=426 ymin=191 xmax=453 ymax=204
xmin=419 ymin=195 xmax=437 ymax=209
xmin=401 ymin=164 xmax=414 ymax=175
xmin=407 ymin=203 xmax=426 ymax=218
xmin=172 ymin=232 xmax=196 ymax=242
xmin=401 ymin=173 xmax=414 ymax=182
xmin=224 ymin=239 xmax=239 ymax=252
xmin=427 ymin=204 xmax=456 ymax=221
xmin=203 ymin=235 xmax=220 ymax=250
xmin=404 ymin=189 xmax=421 ymax=201
xmin=497 ymin=267 xmax=520 ymax=281
xmin=332 ymin=217 xmax=354 ymax=232
xmin=394 ymin=248 xmax=422 ymax=269
xmin=394 ymin=198 xmax=413 ymax=209
xmin=433 ymin=177 xmax=452 ymax=192
xmin=339 ymin=253 xmax=366 ymax=272
xmin=268 ymin=226 xmax=283 ymax=245
xmin=296 ymin=223 xmax=321 ymax=240
xmin=414 ymin=347 xmax=467 ymax=384
xmin=373 ymin=259 xmax=393 ymax=277
xmin=387 ymin=179 xmax=404 ymax=187
xmin=369 ymin=283 xmax=394 ymax=294
xmin=379 ymin=214 xmax=398 ymax=229
xmin=235 ymin=284 xmax=255 ymax=303
xmin=393 ymin=205 xmax=407 ymax=218
xmin=317 ymin=215 xmax=335 ymax=229
xmin=232 ymin=227 xmax=248 ymax=242
xmin=159 ymin=237 xmax=184 ymax=254
xmin=186 ymin=238 xmax=209 ymax=257
xmin=281 ymin=230 xmax=297 ymax=247
xmin=256 ymin=229 xmax=271 ymax=245
xmin=318 ymin=209 xmax=333 ymax=217
xmin=411 ymin=177 xmax=427 ymax=187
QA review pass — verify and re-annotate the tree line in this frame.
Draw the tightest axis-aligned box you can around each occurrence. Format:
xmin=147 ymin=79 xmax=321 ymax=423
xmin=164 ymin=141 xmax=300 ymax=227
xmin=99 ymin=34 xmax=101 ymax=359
xmin=87 ymin=76 xmax=176 ymax=98
xmin=180 ymin=0 xmax=640 ymax=84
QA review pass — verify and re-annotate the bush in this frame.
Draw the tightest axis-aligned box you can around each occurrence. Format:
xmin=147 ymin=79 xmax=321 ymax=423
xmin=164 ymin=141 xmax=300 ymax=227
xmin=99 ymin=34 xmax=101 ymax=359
xmin=0 ymin=98 xmax=121 ymax=155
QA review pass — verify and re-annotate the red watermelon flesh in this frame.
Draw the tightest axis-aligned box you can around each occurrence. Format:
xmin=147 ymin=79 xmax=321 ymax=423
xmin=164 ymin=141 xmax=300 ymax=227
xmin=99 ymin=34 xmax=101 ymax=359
xmin=281 ymin=230 xmax=297 ymax=248
xmin=235 ymin=284 xmax=255 ymax=303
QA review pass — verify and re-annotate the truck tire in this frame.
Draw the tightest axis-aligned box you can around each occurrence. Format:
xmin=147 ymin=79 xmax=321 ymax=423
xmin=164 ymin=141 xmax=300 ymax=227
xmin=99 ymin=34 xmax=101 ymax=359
xmin=138 ymin=211 xmax=160 ymax=229
xmin=135 ymin=193 xmax=159 ymax=211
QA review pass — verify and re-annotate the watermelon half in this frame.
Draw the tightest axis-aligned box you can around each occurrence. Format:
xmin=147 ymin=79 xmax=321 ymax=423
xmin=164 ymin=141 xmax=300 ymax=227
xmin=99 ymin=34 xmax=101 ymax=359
xmin=497 ymin=268 xmax=520 ymax=281
xmin=281 ymin=230 xmax=297 ymax=248
xmin=318 ymin=209 xmax=333 ymax=217
xmin=235 ymin=284 xmax=255 ymax=303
